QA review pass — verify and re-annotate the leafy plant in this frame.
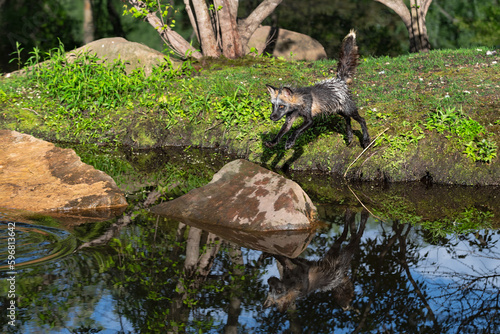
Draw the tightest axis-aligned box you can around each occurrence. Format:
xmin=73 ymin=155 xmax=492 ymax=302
xmin=426 ymin=106 xmax=497 ymax=163
xmin=8 ymin=41 xmax=24 ymax=70
xmin=420 ymin=207 xmax=494 ymax=238
xmin=463 ymin=139 xmax=498 ymax=163
xmin=377 ymin=124 xmax=425 ymax=170
xmin=214 ymin=87 xmax=267 ymax=127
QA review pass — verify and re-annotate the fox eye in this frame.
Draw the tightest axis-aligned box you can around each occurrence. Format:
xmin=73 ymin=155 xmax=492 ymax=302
xmin=278 ymin=105 xmax=285 ymax=109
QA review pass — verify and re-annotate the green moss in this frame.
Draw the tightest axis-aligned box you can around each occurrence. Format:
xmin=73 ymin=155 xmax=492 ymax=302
xmin=1 ymin=45 xmax=499 ymax=184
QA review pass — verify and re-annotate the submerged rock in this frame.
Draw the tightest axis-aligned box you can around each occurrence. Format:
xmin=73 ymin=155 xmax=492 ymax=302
xmin=151 ymin=159 xmax=318 ymax=231
xmin=0 ymin=130 xmax=127 ymax=212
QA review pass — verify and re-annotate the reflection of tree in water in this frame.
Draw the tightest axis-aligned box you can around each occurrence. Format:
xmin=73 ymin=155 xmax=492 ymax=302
xmin=5 ymin=207 xmax=499 ymax=333
xmin=103 ymin=211 xmax=267 ymax=333
xmin=420 ymin=230 xmax=500 ymax=333
xmin=259 ymin=215 xmax=499 ymax=334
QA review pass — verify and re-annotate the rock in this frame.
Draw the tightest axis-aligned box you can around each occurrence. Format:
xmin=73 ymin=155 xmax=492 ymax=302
xmin=6 ymin=37 xmax=180 ymax=78
xmin=151 ymin=159 xmax=317 ymax=232
xmin=66 ymin=37 xmax=181 ymax=76
xmin=0 ymin=130 xmax=127 ymax=212
xmin=247 ymin=26 xmax=327 ymax=61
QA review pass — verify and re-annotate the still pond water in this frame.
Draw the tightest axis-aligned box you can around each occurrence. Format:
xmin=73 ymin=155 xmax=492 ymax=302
xmin=1 ymin=149 xmax=499 ymax=334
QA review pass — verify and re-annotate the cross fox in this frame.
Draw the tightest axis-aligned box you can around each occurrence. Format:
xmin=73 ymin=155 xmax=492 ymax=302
xmin=265 ymin=30 xmax=371 ymax=150
xmin=263 ymin=208 xmax=368 ymax=312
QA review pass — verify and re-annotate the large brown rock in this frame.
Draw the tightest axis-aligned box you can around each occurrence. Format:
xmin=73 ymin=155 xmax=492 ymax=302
xmin=151 ymin=159 xmax=318 ymax=232
xmin=66 ymin=37 xmax=180 ymax=76
xmin=0 ymin=130 xmax=127 ymax=212
xmin=247 ymin=26 xmax=327 ymax=61
xmin=6 ymin=37 xmax=180 ymax=78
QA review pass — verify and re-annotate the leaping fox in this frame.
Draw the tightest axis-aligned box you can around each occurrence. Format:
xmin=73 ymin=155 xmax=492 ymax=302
xmin=265 ymin=30 xmax=371 ymax=150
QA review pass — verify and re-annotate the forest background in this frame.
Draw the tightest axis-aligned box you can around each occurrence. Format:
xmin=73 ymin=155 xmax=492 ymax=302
xmin=0 ymin=0 xmax=499 ymax=73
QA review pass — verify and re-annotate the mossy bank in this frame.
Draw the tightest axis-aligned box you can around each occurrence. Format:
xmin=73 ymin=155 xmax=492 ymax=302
xmin=1 ymin=44 xmax=499 ymax=185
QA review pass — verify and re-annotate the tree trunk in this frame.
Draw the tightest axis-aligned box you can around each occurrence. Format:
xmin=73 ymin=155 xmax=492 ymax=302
xmin=126 ymin=0 xmax=282 ymax=58
xmin=214 ymin=0 xmax=244 ymax=58
xmin=375 ymin=0 xmax=432 ymax=52
xmin=106 ymin=0 xmax=125 ymax=37
xmin=183 ymin=0 xmax=200 ymax=42
xmin=225 ymin=244 xmax=244 ymax=334
xmin=83 ymin=0 xmax=94 ymax=44
xmin=191 ymin=0 xmax=221 ymax=57
xmin=183 ymin=226 xmax=203 ymax=274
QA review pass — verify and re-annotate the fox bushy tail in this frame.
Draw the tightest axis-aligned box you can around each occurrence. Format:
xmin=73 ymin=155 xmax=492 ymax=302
xmin=336 ymin=30 xmax=359 ymax=83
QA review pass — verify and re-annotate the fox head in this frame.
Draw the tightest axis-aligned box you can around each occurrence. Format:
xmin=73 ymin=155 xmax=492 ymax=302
xmin=263 ymin=276 xmax=300 ymax=312
xmin=266 ymin=84 xmax=295 ymax=121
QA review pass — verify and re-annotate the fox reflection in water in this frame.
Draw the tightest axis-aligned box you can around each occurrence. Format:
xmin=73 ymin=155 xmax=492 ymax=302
xmin=263 ymin=208 xmax=367 ymax=312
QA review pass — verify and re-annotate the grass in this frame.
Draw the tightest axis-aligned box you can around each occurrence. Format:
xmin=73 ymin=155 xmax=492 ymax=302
xmin=1 ymin=45 xmax=498 ymax=236
xmin=0 ymin=43 xmax=499 ymax=184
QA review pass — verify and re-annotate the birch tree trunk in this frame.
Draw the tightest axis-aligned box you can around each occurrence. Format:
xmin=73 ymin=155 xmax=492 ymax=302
xmin=375 ymin=0 xmax=432 ymax=52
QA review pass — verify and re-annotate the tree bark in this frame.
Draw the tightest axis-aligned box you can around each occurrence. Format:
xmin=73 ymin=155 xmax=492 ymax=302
xmin=184 ymin=226 xmax=203 ymax=274
xmin=83 ymin=0 xmax=94 ymax=44
xmin=191 ymin=0 xmax=221 ymax=57
xmin=225 ymin=244 xmax=244 ymax=334
xmin=127 ymin=0 xmax=202 ymax=58
xmin=214 ymin=0 xmax=244 ymax=58
xmin=375 ymin=0 xmax=432 ymax=52
xmin=183 ymin=0 xmax=200 ymax=42
xmin=238 ymin=0 xmax=283 ymax=47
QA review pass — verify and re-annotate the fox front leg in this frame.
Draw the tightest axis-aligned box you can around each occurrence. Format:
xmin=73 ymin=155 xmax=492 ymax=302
xmin=265 ymin=113 xmax=298 ymax=148
xmin=284 ymin=116 xmax=313 ymax=150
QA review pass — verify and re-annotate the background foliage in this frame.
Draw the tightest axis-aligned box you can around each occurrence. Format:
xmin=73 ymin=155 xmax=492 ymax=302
xmin=1 ymin=0 xmax=499 ymax=72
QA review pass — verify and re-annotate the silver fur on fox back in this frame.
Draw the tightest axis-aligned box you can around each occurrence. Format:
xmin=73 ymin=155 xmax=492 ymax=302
xmin=310 ymin=78 xmax=351 ymax=116
xmin=336 ymin=30 xmax=359 ymax=82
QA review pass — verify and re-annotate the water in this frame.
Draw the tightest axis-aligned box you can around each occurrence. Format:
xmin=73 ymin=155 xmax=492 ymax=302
xmin=1 ymin=206 xmax=499 ymax=333
xmin=1 ymin=150 xmax=499 ymax=333
xmin=0 ymin=222 xmax=77 ymax=270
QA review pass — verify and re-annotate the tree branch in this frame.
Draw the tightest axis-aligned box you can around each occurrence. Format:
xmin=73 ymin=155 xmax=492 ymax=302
xmin=375 ymin=0 xmax=411 ymax=26
xmin=126 ymin=0 xmax=202 ymax=58
xmin=238 ymin=0 xmax=283 ymax=45
xmin=183 ymin=0 xmax=200 ymax=43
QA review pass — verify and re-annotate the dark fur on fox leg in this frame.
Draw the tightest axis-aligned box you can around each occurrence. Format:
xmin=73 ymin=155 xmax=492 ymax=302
xmin=265 ymin=30 xmax=370 ymax=149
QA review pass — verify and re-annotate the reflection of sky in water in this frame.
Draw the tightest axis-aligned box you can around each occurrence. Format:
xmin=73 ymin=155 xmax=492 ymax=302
xmin=91 ymin=293 xmax=135 ymax=333
xmin=419 ymin=233 xmax=499 ymax=279
xmin=416 ymin=232 xmax=499 ymax=328
xmin=13 ymin=221 xmax=500 ymax=333
xmin=22 ymin=290 xmax=135 ymax=334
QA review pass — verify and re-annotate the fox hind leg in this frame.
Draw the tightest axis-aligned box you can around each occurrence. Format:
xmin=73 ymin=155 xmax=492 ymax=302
xmin=351 ymin=111 xmax=371 ymax=148
xmin=342 ymin=115 xmax=354 ymax=146
xmin=342 ymin=111 xmax=370 ymax=148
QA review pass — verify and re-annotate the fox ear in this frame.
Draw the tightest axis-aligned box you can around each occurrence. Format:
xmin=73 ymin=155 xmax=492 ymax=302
xmin=281 ymin=87 xmax=293 ymax=97
xmin=266 ymin=84 xmax=278 ymax=96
